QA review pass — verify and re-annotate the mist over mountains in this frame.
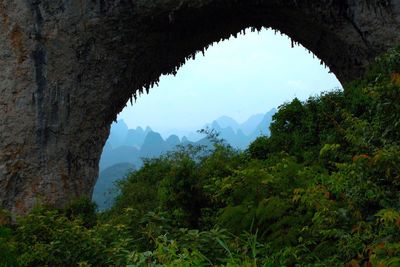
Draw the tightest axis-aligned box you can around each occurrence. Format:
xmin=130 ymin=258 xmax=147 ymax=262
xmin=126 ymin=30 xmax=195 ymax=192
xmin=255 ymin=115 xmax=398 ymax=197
xmin=93 ymin=108 xmax=276 ymax=210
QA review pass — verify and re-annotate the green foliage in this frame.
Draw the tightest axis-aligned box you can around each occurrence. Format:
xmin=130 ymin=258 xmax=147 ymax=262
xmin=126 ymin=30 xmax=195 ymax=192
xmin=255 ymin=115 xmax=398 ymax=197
xmin=4 ymin=47 xmax=400 ymax=266
xmin=0 ymin=226 xmax=18 ymax=267
xmin=0 ymin=208 xmax=18 ymax=267
xmin=248 ymin=135 xmax=271 ymax=160
xmin=15 ymin=206 xmax=106 ymax=267
xmin=64 ymin=197 xmax=97 ymax=228
xmin=157 ymin=149 xmax=205 ymax=229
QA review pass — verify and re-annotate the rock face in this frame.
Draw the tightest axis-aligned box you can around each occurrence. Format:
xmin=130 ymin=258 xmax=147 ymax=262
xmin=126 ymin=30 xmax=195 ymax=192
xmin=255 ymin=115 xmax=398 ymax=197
xmin=0 ymin=0 xmax=399 ymax=214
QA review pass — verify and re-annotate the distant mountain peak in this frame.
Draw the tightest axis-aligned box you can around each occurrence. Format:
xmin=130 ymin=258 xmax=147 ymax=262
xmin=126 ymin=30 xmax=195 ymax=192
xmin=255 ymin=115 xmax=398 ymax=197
xmin=215 ymin=115 xmax=240 ymax=130
xmin=211 ymin=121 xmax=222 ymax=130
xmin=135 ymin=126 xmax=144 ymax=133
xmin=240 ymin=113 xmax=265 ymax=135
xmin=166 ymin=134 xmax=180 ymax=142
xmin=145 ymin=131 xmax=163 ymax=141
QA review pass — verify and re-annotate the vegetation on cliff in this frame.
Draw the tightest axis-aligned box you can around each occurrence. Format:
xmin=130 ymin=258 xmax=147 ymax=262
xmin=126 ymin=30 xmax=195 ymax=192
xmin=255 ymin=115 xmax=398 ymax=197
xmin=1 ymin=47 xmax=400 ymax=266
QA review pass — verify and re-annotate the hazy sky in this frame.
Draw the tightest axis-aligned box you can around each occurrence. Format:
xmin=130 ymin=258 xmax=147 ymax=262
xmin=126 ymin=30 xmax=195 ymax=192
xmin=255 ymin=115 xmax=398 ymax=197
xmin=118 ymin=28 xmax=342 ymax=136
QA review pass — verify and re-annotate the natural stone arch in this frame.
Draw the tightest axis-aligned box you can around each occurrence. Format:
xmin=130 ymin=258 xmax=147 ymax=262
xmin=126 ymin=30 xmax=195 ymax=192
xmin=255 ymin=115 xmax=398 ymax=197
xmin=0 ymin=0 xmax=399 ymax=214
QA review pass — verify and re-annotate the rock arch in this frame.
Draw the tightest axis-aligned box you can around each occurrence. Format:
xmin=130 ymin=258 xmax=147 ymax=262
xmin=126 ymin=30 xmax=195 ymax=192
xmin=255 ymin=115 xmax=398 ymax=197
xmin=0 ymin=0 xmax=399 ymax=214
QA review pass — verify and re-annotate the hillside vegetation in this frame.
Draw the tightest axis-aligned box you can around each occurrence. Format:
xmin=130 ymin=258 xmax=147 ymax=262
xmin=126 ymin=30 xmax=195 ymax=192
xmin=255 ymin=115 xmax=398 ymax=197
xmin=1 ymin=47 xmax=400 ymax=266
xmin=95 ymin=110 xmax=275 ymax=210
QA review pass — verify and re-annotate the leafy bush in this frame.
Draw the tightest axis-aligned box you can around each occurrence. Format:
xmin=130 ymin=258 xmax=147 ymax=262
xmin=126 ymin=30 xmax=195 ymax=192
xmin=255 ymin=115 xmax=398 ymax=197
xmin=3 ymin=46 xmax=400 ymax=266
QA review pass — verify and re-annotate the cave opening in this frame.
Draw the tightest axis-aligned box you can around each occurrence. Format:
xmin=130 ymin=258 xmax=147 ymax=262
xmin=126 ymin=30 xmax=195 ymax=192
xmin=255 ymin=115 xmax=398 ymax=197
xmin=93 ymin=28 xmax=342 ymax=210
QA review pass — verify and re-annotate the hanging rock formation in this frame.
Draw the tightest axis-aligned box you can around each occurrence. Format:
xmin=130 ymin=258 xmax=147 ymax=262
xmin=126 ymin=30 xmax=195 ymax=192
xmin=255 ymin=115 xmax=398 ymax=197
xmin=0 ymin=0 xmax=399 ymax=214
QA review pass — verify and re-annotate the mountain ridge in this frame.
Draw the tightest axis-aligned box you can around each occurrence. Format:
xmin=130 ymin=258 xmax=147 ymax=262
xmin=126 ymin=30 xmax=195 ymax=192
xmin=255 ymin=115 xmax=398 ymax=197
xmin=94 ymin=108 xmax=277 ymax=209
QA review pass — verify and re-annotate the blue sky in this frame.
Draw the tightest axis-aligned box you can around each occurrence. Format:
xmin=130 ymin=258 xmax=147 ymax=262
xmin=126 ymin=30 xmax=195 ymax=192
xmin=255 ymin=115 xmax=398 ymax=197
xmin=118 ymin=28 xmax=342 ymax=136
